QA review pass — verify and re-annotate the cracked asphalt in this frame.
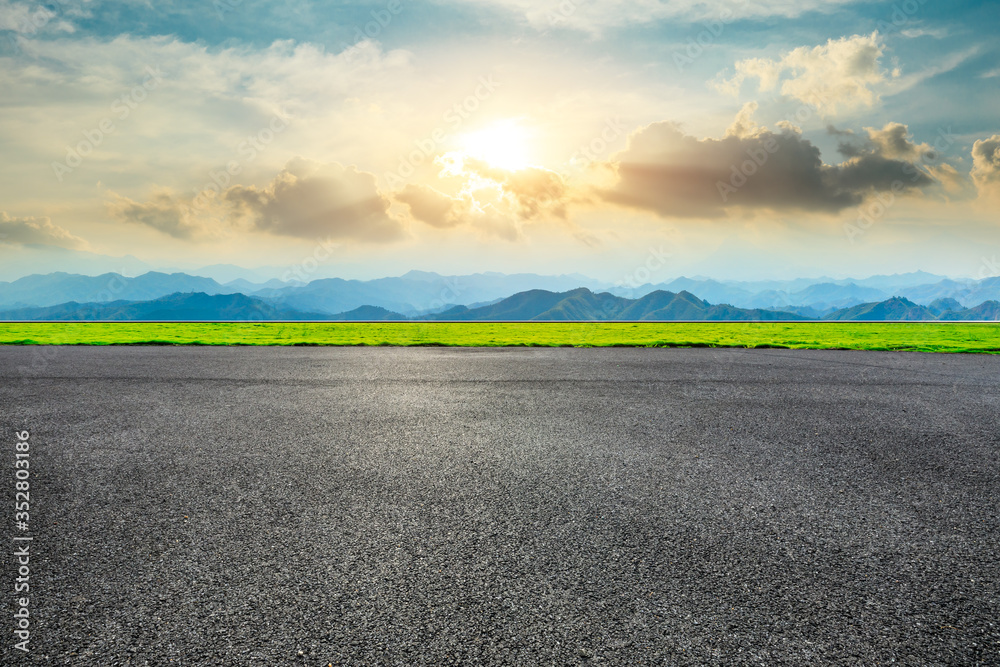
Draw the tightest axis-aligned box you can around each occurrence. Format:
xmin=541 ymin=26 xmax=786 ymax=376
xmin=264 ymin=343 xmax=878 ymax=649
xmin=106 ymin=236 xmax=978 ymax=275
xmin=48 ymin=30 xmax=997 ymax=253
xmin=1 ymin=346 xmax=998 ymax=665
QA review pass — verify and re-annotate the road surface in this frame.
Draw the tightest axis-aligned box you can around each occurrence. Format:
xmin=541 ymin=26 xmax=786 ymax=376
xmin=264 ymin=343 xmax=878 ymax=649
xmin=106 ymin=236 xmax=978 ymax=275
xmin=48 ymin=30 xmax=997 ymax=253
xmin=1 ymin=346 xmax=998 ymax=665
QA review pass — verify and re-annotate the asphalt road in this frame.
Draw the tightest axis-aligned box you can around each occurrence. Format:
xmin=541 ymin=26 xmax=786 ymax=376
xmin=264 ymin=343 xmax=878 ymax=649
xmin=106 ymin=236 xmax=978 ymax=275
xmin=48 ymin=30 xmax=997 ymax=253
xmin=2 ymin=346 xmax=999 ymax=666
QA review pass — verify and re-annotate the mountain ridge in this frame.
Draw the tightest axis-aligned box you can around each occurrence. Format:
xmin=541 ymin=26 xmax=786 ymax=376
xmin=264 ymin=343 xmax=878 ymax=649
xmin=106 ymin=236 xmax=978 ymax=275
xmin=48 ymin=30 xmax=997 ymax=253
xmin=2 ymin=270 xmax=1000 ymax=318
xmin=3 ymin=288 xmax=997 ymax=322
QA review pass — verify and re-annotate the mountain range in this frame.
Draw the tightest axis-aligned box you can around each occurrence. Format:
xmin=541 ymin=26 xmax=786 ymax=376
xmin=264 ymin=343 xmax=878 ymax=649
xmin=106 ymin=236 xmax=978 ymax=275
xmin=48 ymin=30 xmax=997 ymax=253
xmin=0 ymin=270 xmax=602 ymax=314
xmin=3 ymin=270 xmax=1000 ymax=315
xmin=1 ymin=288 xmax=997 ymax=322
xmin=0 ymin=292 xmax=329 ymax=321
xmin=1 ymin=269 xmax=999 ymax=321
xmin=423 ymin=288 xmax=811 ymax=321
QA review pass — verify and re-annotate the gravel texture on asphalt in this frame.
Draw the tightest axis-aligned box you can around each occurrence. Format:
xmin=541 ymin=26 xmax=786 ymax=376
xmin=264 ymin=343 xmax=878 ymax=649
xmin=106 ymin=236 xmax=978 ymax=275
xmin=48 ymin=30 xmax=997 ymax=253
xmin=1 ymin=346 xmax=999 ymax=666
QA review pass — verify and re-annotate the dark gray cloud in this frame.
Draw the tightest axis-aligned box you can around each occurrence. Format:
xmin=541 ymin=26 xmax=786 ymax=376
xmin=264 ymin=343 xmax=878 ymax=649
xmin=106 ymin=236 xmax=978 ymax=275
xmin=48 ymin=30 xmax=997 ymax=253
xmin=600 ymin=120 xmax=937 ymax=218
xmin=107 ymin=192 xmax=202 ymax=239
xmin=111 ymin=159 xmax=405 ymax=243
xmin=827 ymin=125 xmax=862 ymax=157
xmin=831 ymin=122 xmax=941 ymax=167
xmin=830 ymin=153 xmax=933 ymax=192
xmin=225 ymin=158 xmax=404 ymax=242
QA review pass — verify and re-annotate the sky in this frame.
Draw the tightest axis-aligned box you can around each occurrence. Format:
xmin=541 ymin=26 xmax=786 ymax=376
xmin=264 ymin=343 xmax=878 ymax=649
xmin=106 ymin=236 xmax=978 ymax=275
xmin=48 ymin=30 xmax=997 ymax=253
xmin=0 ymin=0 xmax=998 ymax=282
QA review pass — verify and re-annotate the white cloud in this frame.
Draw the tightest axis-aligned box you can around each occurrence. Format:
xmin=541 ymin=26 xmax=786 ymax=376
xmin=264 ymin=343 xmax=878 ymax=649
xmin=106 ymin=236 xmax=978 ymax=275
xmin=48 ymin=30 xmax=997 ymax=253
xmin=900 ymin=26 xmax=950 ymax=39
xmin=8 ymin=34 xmax=412 ymax=118
xmin=0 ymin=32 xmax=417 ymax=217
xmin=886 ymin=47 xmax=979 ymax=95
xmin=225 ymin=158 xmax=405 ymax=241
xmin=713 ymin=32 xmax=894 ymax=116
xmin=971 ymin=135 xmax=1000 ymax=203
xmin=394 ymin=165 xmax=561 ymax=242
xmin=0 ymin=0 xmax=77 ymax=34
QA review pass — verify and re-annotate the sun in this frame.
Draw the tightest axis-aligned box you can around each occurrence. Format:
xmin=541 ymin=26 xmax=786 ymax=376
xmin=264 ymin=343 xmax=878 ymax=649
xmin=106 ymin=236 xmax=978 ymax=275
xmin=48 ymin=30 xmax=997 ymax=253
xmin=459 ymin=120 xmax=533 ymax=171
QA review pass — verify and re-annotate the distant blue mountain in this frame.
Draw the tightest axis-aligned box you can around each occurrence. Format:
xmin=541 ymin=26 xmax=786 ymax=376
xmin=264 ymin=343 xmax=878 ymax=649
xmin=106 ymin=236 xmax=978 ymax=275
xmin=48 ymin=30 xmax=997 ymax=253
xmin=423 ymin=288 xmax=809 ymax=321
xmin=823 ymin=297 xmax=936 ymax=321
xmin=0 ymin=292 xmax=329 ymax=321
xmin=788 ymin=282 xmax=889 ymax=310
xmin=938 ymin=300 xmax=1000 ymax=321
xmin=608 ymin=272 xmax=986 ymax=311
xmin=0 ymin=272 xmax=242 ymax=309
xmin=1 ymin=288 xmax=998 ymax=322
xmin=329 ymin=306 xmax=407 ymax=321
xmin=253 ymin=271 xmax=610 ymax=315
xmin=3 ymin=270 xmax=1000 ymax=319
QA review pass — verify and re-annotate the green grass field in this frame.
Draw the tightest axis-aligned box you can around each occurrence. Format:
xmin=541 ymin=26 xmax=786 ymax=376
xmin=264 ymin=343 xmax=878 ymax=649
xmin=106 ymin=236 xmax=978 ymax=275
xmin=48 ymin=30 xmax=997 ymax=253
xmin=1 ymin=322 xmax=999 ymax=353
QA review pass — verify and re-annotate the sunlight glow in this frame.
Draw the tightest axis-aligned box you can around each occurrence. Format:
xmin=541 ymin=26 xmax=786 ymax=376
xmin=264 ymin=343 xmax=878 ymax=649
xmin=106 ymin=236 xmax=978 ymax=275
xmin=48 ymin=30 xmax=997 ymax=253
xmin=459 ymin=120 xmax=533 ymax=171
